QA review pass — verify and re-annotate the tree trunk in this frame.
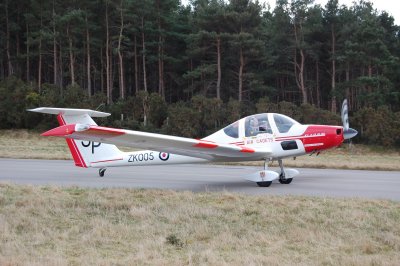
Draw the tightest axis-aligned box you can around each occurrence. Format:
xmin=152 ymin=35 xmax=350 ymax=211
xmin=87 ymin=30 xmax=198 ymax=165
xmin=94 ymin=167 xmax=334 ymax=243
xmin=86 ymin=15 xmax=91 ymax=97
xmin=117 ymin=0 xmax=125 ymax=99
xmin=5 ymin=0 xmax=13 ymax=76
xmin=316 ymin=60 xmax=320 ymax=108
xmin=0 ymin=61 xmax=3 ymax=80
xmin=38 ymin=10 xmax=43 ymax=92
xmin=331 ymin=24 xmax=336 ymax=113
xmin=293 ymin=22 xmax=307 ymax=105
xmin=105 ymin=2 xmax=112 ymax=104
xmin=157 ymin=0 xmax=164 ymax=98
xmin=161 ymin=46 xmax=164 ymax=98
xmin=238 ymin=47 xmax=244 ymax=102
xmin=59 ymin=43 xmax=63 ymax=94
xmin=100 ymin=47 xmax=104 ymax=93
xmin=346 ymin=61 xmax=350 ymax=103
xmin=216 ymin=35 xmax=221 ymax=100
xmin=26 ymin=21 xmax=30 ymax=81
xmin=299 ymin=49 xmax=307 ymax=104
xmin=142 ymin=16 xmax=148 ymax=92
xmin=53 ymin=0 xmax=57 ymax=86
xmin=368 ymin=61 xmax=372 ymax=78
xmin=190 ymin=59 xmax=194 ymax=94
xmin=16 ymin=8 xmax=20 ymax=77
xmin=158 ymin=35 xmax=164 ymax=98
xmin=67 ymin=26 xmax=75 ymax=86
xmin=134 ymin=34 xmax=139 ymax=94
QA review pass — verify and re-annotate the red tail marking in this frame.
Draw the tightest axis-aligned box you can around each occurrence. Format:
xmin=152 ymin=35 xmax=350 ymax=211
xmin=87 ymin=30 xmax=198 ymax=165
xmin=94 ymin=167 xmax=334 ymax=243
xmin=41 ymin=124 xmax=76 ymax=137
xmin=57 ymin=114 xmax=87 ymax=168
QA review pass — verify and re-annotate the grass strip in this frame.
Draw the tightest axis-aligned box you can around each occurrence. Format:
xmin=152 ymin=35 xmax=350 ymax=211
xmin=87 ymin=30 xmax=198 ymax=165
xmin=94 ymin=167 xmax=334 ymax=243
xmin=0 ymin=184 xmax=399 ymax=265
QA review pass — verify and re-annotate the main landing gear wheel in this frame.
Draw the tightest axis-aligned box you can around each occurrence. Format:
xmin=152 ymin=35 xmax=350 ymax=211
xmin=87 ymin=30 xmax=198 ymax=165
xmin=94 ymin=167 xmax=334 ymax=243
xmin=278 ymin=159 xmax=293 ymax=184
xmin=99 ymin=168 xmax=106 ymax=177
xmin=257 ymin=181 xmax=272 ymax=187
xmin=278 ymin=176 xmax=293 ymax=184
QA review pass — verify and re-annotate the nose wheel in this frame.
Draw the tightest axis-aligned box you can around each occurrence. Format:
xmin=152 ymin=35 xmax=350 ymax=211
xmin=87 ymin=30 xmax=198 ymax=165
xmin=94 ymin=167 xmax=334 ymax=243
xmin=255 ymin=159 xmax=274 ymax=187
xmin=99 ymin=168 xmax=106 ymax=177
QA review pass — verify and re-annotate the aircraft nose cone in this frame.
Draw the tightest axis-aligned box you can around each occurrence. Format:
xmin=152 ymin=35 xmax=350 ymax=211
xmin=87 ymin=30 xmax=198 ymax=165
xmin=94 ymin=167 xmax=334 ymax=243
xmin=344 ymin=128 xmax=358 ymax=140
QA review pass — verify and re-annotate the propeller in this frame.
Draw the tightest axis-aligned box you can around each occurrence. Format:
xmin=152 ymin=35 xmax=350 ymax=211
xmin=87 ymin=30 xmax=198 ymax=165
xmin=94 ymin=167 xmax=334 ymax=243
xmin=341 ymin=99 xmax=358 ymax=140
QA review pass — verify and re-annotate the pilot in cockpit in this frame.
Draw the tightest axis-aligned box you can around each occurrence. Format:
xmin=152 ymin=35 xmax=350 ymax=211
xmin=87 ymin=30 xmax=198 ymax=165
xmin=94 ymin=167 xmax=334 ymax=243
xmin=249 ymin=116 xmax=259 ymax=136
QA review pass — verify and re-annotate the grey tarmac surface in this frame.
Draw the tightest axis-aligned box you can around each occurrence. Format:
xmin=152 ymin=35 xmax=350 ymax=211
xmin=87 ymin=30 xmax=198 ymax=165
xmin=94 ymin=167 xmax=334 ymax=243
xmin=0 ymin=158 xmax=399 ymax=201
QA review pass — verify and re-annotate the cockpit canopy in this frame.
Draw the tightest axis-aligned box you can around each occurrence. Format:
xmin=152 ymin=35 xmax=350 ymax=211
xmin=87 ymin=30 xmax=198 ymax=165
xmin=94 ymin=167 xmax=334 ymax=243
xmin=245 ymin=114 xmax=272 ymax=137
xmin=223 ymin=121 xmax=239 ymax=138
xmin=272 ymin=114 xmax=299 ymax=133
xmin=222 ymin=113 xmax=300 ymax=139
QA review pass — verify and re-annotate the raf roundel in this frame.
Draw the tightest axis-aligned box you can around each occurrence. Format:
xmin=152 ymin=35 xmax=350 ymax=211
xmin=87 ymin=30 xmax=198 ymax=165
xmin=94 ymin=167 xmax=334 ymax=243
xmin=159 ymin=152 xmax=170 ymax=161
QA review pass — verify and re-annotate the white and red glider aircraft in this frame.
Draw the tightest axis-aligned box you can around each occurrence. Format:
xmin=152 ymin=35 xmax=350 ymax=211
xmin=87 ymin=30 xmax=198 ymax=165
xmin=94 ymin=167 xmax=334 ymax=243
xmin=29 ymin=100 xmax=357 ymax=187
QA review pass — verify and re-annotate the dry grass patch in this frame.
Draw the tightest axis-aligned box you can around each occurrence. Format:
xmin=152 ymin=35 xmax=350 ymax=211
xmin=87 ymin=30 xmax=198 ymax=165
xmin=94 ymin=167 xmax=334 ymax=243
xmin=0 ymin=130 xmax=133 ymax=160
xmin=0 ymin=184 xmax=399 ymax=265
xmin=0 ymin=130 xmax=71 ymax=160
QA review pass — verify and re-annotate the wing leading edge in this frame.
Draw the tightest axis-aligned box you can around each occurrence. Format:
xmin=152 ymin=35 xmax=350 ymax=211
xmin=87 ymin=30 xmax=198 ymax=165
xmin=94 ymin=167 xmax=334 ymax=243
xmin=42 ymin=124 xmax=270 ymax=161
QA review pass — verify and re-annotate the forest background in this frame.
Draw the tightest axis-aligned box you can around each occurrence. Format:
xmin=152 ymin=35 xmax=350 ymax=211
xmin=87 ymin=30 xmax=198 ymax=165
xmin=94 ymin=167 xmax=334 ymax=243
xmin=0 ymin=0 xmax=399 ymax=147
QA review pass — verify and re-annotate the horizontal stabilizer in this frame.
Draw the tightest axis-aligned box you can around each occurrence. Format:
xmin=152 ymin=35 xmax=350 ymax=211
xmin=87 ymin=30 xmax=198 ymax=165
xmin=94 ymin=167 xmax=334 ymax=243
xmin=28 ymin=107 xmax=110 ymax=117
xmin=42 ymin=124 xmax=125 ymax=138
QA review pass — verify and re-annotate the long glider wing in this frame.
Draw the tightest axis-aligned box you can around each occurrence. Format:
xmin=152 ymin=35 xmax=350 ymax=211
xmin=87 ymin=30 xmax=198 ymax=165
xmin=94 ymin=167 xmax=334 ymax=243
xmin=41 ymin=123 xmax=270 ymax=161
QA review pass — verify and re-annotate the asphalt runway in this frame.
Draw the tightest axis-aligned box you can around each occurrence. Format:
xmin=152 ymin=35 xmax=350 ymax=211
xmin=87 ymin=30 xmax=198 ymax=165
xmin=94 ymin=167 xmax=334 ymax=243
xmin=0 ymin=158 xmax=399 ymax=201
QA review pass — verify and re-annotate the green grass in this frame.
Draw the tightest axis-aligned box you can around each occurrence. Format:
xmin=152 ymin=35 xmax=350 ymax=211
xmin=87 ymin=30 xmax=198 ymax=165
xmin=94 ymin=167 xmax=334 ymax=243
xmin=0 ymin=184 xmax=399 ymax=265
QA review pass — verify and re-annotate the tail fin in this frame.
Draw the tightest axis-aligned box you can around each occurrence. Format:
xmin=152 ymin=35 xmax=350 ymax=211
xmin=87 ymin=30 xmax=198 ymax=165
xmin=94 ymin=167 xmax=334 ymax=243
xmin=29 ymin=107 xmax=123 ymax=168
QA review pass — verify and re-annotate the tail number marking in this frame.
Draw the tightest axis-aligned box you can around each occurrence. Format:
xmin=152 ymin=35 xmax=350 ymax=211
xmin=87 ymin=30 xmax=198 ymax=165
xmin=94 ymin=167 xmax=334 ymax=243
xmin=128 ymin=152 xmax=154 ymax=163
xmin=81 ymin=141 xmax=101 ymax=154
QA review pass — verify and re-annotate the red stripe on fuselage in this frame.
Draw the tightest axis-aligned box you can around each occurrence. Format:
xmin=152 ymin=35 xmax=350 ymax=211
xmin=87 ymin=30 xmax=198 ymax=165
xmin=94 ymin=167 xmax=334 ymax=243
xmin=194 ymin=141 xmax=218 ymax=149
xmin=57 ymin=114 xmax=87 ymax=168
xmin=239 ymin=146 xmax=255 ymax=153
xmin=91 ymin=158 xmax=124 ymax=164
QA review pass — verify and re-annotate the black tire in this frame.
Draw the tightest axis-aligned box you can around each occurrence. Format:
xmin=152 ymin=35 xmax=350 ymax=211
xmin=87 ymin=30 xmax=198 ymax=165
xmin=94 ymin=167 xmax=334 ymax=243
xmin=99 ymin=168 xmax=106 ymax=177
xmin=256 ymin=181 xmax=272 ymax=187
xmin=279 ymin=178 xmax=293 ymax=184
